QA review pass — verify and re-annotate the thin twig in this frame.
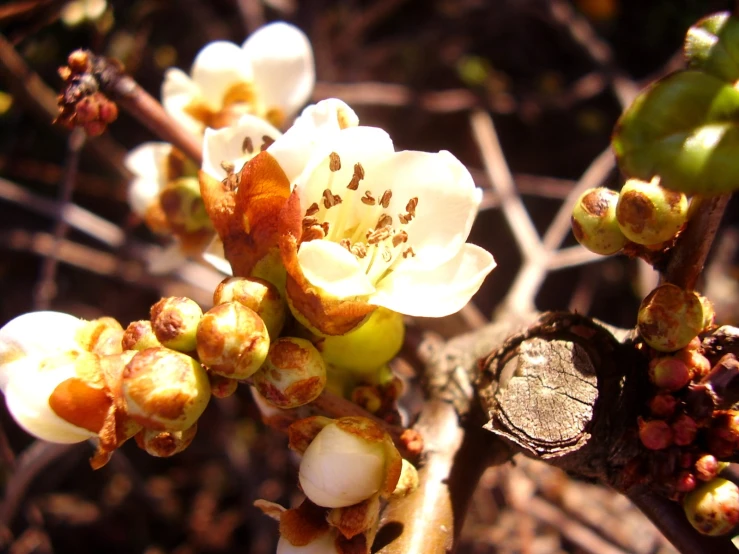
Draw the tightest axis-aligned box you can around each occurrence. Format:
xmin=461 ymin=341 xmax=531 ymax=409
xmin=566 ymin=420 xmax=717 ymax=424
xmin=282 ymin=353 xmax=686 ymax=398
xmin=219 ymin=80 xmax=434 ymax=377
xmin=32 ymin=128 xmax=85 ymax=310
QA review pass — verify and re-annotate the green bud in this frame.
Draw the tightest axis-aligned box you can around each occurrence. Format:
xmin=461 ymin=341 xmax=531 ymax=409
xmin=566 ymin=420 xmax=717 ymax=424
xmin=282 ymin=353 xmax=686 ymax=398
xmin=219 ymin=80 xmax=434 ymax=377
xmin=150 ymin=297 xmax=203 ymax=352
xmin=684 ymin=12 xmax=739 ymax=83
xmin=683 ymin=478 xmax=739 ymax=536
xmin=121 ymin=320 xmax=161 ymax=351
xmin=318 ymin=308 xmax=404 ymax=375
xmin=637 ymin=284 xmax=704 ymax=352
xmin=121 ymin=347 xmax=211 ymax=431
xmin=135 ymin=424 xmax=197 ymax=457
xmin=252 ymin=337 xmax=327 ymax=409
xmin=159 ymin=177 xmax=212 ymax=233
xmin=570 ymin=187 xmax=627 ymax=255
xmin=616 ymin=178 xmax=688 ymax=246
xmin=213 ymin=276 xmax=286 ymax=339
xmin=612 ymin=70 xmax=739 ymax=195
xmin=196 ymin=302 xmax=270 ymax=379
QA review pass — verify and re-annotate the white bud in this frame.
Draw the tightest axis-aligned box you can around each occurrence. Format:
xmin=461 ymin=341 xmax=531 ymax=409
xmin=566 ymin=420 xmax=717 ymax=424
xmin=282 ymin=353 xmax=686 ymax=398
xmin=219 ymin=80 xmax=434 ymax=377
xmin=276 ymin=531 xmax=339 ymax=554
xmin=298 ymin=422 xmax=386 ymax=508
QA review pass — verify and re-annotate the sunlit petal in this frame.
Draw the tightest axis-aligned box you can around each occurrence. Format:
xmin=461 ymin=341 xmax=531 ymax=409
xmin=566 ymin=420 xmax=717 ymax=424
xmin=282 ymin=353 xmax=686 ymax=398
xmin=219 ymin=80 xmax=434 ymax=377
xmin=298 ymin=240 xmax=375 ymax=298
xmin=191 ymin=41 xmax=252 ymax=108
xmin=161 ymin=68 xmax=203 ymax=136
xmin=125 ymin=142 xmax=171 ymax=216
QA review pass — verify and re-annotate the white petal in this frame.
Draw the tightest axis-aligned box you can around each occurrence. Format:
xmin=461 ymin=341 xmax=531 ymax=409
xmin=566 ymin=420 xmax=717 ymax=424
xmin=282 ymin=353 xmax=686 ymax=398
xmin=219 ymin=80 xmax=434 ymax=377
xmin=125 ymin=142 xmax=172 ymax=217
xmin=0 ymin=311 xmax=85 ymax=390
xmin=267 ymin=99 xmax=360 ymax=184
xmin=200 ymin=237 xmax=233 ymax=276
xmin=201 ymin=114 xmax=282 ymax=180
xmin=371 ymin=243 xmax=495 ymax=317
xmin=370 ymin=150 xmax=480 ymax=269
xmin=298 ymin=240 xmax=375 ymax=298
xmin=294 ymin=126 xmax=394 ymax=210
xmin=242 ymin=22 xmax=315 ymax=120
xmin=191 ymin=41 xmax=252 ymax=108
xmin=161 ymin=68 xmax=204 ymax=137
xmin=277 ymin=531 xmax=339 ymax=554
xmin=299 ymin=423 xmax=385 ymax=508
xmin=4 ymin=355 xmax=95 ymax=444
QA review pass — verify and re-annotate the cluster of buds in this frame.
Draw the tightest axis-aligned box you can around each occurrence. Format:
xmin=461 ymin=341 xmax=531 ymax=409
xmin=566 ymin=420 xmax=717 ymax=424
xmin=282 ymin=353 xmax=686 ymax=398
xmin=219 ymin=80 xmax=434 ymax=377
xmin=571 ymin=176 xmax=688 ymax=259
xmin=56 ymin=50 xmax=119 ymax=136
xmin=256 ymin=416 xmax=417 ymax=554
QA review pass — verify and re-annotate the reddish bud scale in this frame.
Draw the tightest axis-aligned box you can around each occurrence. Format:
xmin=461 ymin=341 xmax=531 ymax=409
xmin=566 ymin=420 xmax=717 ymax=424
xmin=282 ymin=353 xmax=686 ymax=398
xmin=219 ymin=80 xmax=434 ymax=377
xmin=672 ymin=414 xmax=698 ymax=446
xmin=649 ymin=393 xmax=678 ymax=418
xmin=638 ymin=417 xmax=673 ymax=450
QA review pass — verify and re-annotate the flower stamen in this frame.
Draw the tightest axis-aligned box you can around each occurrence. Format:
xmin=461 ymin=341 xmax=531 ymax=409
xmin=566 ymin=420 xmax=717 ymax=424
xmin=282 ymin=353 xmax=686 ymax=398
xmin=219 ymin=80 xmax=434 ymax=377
xmin=329 ymin=152 xmax=341 ymax=172
xmin=361 ymin=191 xmax=376 ymax=206
xmin=402 ymin=247 xmax=416 ymax=258
xmin=305 ymin=203 xmax=320 ymax=217
xmin=367 ymin=227 xmax=391 ymax=245
xmin=322 ymin=189 xmax=342 ymax=209
xmin=392 ymin=230 xmax=408 ymax=247
xmin=380 ymin=190 xmax=392 ymax=209
xmin=243 ymin=136 xmax=254 ymax=154
xmin=260 ymin=135 xmax=275 ymax=151
xmin=347 ymin=163 xmax=364 ymax=190
xmin=351 ymin=243 xmax=367 ymax=258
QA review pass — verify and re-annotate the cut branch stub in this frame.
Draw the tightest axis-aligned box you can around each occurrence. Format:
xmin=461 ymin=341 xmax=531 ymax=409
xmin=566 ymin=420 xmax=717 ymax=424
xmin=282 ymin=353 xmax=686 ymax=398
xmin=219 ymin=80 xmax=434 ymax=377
xmin=477 ymin=312 xmax=643 ymax=480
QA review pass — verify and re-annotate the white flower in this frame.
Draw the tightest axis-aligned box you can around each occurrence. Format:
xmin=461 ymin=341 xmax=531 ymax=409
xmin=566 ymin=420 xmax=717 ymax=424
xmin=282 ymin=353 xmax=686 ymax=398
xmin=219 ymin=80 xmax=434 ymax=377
xmin=282 ymin=125 xmax=496 ymax=319
xmin=162 ymin=22 xmax=315 ymax=136
xmin=299 ymin=421 xmax=387 ymax=508
xmin=0 ymin=312 xmax=97 ymax=443
xmin=61 ymin=0 xmax=107 ymax=27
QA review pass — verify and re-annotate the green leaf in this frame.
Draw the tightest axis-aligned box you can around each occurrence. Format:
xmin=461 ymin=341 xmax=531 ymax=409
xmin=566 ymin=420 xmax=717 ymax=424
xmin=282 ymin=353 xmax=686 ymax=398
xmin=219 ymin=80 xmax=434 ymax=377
xmin=684 ymin=12 xmax=739 ymax=83
xmin=612 ymin=70 xmax=739 ymax=195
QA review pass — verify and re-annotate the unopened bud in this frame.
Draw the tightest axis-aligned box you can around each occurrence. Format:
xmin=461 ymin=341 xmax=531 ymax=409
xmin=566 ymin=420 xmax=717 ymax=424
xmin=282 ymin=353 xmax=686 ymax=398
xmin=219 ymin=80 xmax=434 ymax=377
xmin=637 ymin=283 xmax=704 ymax=352
xmin=120 ymin=347 xmax=210 ymax=431
xmin=196 ymin=302 xmax=270 ymax=379
xmin=351 ymin=385 xmax=382 ymax=413
xmin=675 ymin=347 xmax=711 ymax=379
xmin=209 ymin=374 xmax=239 ymax=398
xmin=695 ymin=453 xmax=720 ymax=482
xmin=213 ymin=276 xmax=286 ymax=339
xmin=121 ymin=320 xmax=161 ymax=351
xmin=391 ymin=459 xmax=420 ymax=498
xmin=696 ymin=294 xmax=716 ymax=332
xmin=159 ymin=178 xmax=212 ymax=234
xmin=672 ymin=414 xmax=698 ymax=446
xmin=76 ymin=317 xmax=124 ymax=356
xmin=570 ymin=187 xmax=627 ymax=255
xmin=135 ymin=424 xmax=197 ymax=457
xmin=683 ymin=478 xmax=739 ymax=536
xmin=616 ymin=177 xmax=688 ymax=246
xmin=650 ymin=356 xmax=692 ymax=390
xmin=649 ymin=393 xmax=678 ymax=417
xmin=676 ymin=471 xmax=697 ymax=493
xmin=318 ymin=308 xmax=404 ymax=375
xmin=327 ymin=494 xmax=380 ymax=540
xmin=252 ymin=337 xmax=326 ymax=409
xmin=150 ymin=297 xmax=203 ymax=352
xmin=298 ymin=417 xmax=401 ymax=508
xmin=638 ymin=417 xmax=673 ymax=450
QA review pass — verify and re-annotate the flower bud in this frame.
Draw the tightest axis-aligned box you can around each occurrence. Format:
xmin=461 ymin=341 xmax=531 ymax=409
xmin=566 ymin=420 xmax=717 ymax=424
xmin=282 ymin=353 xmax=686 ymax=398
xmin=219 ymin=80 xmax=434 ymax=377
xmin=649 ymin=393 xmax=678 ymax=418
xmin=638 ymin=417 xmax=673 ymax=450
xmin=672 ymin=414 xmax=698 ymax=446
xmin=616 ymin=177 xmax=688 ymax=246
xmin=150 ymin=297 xmax=203 ymax=352
xmin=209 ymin=374 xmax=239 ymax=399
xmin=120 ymin=347 xmax=210 ymax=431
xmin=683 ymin=478 xmax=739 ymax=536
xmin=570 ymin=187 xmax=627 ymax=255
xmin=676 ymin=471 xmax=697 ymax=493
xmin=351 ymin=385 xmax=382 ymax=413
xmin=327 ymin=494 xmax=380 ymax=540
xmin=196 ymin=302 xmax=270 ymax=379
xmin=135 ymin=424 xmax=197 ymax=457
xmin=318 ymin=308 xmax=404 ymax=375
xmin=276 ymin=531 xmax=339 ymax=554
xmin=252 ymin=337 xmax=326 ymax=409
xmin=213 ymin=276 xmax=286 ymax=339
xmin=76 ymin=317 xmax=124 ymax=356
xmin=121 ymin=320 xmax=162 ymax=351
xmin=391 ymin=459 xmax=420 ymax=498
xmin=696 ymin=294 xmax=716 ymax=332
xmin=637 ymin=284 xmax=704 ymax=352
xmin=298 ymin=417 xmax=401 ymax=508
xmin=675 ymin=347 xmax=711 ymax=379
xmin=649 ymin=356 xmax=692 ymax=391
xmin=695 ymin=453 xmax=720 ymax=482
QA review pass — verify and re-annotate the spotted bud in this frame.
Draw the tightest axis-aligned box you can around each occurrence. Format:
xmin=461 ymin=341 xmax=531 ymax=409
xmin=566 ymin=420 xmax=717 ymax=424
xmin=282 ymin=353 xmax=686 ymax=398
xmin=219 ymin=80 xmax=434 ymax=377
xmin=351 ymin=385 xmax=383 ymax=413
xmin=121 ymin=320 xmax=162 ymax=351
xmin=209 ymin=374 xmax=239 ymax=399
xmin=76 ymin=317 xmax=124 ymax=356
xmin=616 ymin=177 xmax=688 ymax=246
xmin=252 ymin=337 xmax=327 ymax=409
xmin=213 ymin=276 xmax=286 ymax=339
xmin=649 ymin=393 xmax=678 ymax=418
xmin=120 ymin=347 xmax=210 ymax=431
xmin=649 ymin=356 xmax=692 ymax=391
xmin=159 ymin=177 xmax=212 ymax=234
xmin=695 ymin=453 xmax=721 ymax=482
xmin=683 ymin=478 xmax=739 ymax=536
xmin=196 ymin=302 xmax=270 ymax=379
xmin=298 ymin=416 xmax=401 ymax=508
xmin=135 ymin=424 xmax=197 ymax=457
xmin=637 ymin=283 xmax=704 ymax=352
xmin=150 ymin=297 xmax=203 ymax=352
xmin=676 ymin=471 xmax=697 ymax=493
xmin=672 ymin=414 xmax=698 ymax=446
xmin=570 ymin=187 xmax=627 ymax=255
xmin=317 ymin=308 xmax=404 ymax=375
xmin=638 ymin=417 xmax=673 ymax=450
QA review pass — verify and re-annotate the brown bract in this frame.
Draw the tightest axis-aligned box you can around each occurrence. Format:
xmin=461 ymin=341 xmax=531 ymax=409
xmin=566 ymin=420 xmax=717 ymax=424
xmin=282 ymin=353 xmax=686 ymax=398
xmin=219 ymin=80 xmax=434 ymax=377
xmin=279 ymin=499 xmax=330 ymax=547
xmin=279 ymin=191 xmax=375 ymax=335
xmin=199 ymin=151 xmax=290 ymax=277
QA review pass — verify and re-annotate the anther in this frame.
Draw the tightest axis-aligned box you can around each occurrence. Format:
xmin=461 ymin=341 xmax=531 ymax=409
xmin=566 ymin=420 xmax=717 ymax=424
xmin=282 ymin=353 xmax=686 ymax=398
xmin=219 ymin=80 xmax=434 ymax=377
xmin=220 ymin=161 xmax=235 ymax=175
xmin=380 ymin=190 xmax=392 ymax=208
xmin=376 ymin=214 xmax=392 ymax=229
xmin=302 ymin=226 xmax=325 ymax=242
xmin=361 ymin=191 xmax=376 ymax=206
xmin=322 ymin=189 xmax=342 ymax=209
xmin=302 ymin=217 xmax=319 ymax=228
xmin=305 ymin=203 xmax=320 ymax=217
xmin=351 ymin=243 xmax=367 ymax=258
xmin=398 ymin=213 xmax=410 ymax=224
xmin=347 ymin=163 xmax=364 ymax=190
xmin=367 ymin=228 xmax=391 ymax=244
xmin=406 ymin=197 xmax=418 ymax=216
xmin=392 ymin=230 xmax=408 ymax=247
xmin=260 ymin=135 xmax=275 ymax=151
xmin=242 ymin=136 xmax=254 ymax=154
xmin=402 ymin=247 xmax=416 ymax=258
xmin=329 ymin=152 xmax=341 ymax=172
xmin=340 ymin=238 xmax=351 ymax=251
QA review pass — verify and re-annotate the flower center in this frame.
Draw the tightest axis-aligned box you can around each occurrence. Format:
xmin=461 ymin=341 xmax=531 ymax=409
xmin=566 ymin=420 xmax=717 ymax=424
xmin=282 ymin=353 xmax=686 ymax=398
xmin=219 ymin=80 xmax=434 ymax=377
xmin=184 ymin=81 xmax=285 ymax=130
xmin=300 ymin=152 xmax=417 ymax=286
